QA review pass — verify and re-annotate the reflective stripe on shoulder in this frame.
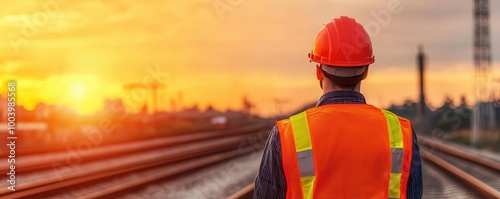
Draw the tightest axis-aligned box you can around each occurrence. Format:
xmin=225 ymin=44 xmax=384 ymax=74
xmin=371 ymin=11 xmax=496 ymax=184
xmin=289 ymin=111 xmax=316 ymax=199
xmin=290 ymin=112 xmax=313 ymax=152
xmin=381 ymin=109 xmax=404 ymax=199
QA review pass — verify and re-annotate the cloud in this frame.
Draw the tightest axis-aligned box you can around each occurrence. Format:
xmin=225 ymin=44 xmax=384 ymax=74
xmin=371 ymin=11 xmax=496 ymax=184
xmin=0 ymin=0 xmax=499 ymax=114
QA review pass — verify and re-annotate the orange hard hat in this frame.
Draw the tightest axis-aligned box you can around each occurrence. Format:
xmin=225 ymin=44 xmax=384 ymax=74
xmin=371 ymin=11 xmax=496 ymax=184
xmin=308 ymin=16 xmax=375 ymax=67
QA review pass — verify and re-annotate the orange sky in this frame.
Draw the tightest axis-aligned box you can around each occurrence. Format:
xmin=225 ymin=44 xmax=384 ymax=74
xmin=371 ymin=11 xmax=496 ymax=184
xmin=0 ymin=1 xmax=499 ymax=116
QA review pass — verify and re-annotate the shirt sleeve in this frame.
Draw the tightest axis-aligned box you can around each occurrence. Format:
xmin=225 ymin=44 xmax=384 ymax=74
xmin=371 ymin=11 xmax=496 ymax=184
xmin=254 ymin=126 xmax=287 ymax=199
xmin=406 ymin=128 xmax=423 ymax=199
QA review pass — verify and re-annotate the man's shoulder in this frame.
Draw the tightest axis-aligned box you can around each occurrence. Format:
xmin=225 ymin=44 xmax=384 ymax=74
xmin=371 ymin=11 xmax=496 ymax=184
xmin=380 ymin=108 xmax=412 ymax=125
xmin=278 ymin=106 xmax=413 ymax=127
xmin=377 ymin=108 xmax=415 ymax=140
xmin=267 ymin=125 xmax=282 ymax=147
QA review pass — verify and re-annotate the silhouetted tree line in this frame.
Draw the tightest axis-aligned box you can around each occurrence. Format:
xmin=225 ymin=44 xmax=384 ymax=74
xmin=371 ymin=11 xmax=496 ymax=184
xmin=389 ymin=96 xmax=500 ymax=134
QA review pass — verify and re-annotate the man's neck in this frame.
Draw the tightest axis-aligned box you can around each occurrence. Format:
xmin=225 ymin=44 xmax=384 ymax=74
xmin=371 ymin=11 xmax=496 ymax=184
xmin=323 ymin=84 xmax=361 ymax=94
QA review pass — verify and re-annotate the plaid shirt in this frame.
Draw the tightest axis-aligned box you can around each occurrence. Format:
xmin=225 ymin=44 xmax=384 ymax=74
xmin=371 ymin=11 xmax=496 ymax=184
xmin=254 ymin=90 xmax=423 ymax=199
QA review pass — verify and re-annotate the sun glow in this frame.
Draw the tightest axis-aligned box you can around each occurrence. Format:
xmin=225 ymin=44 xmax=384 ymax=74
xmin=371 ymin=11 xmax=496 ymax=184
xmin=69 ymin=82 xmax=86 ymax=100
xmin=55 ymin=77 xmax=105 ymax=115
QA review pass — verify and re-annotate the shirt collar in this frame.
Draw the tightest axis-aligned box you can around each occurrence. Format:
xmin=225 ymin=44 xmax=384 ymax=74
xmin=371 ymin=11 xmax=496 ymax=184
xmin=316 ymin=90 xmax=367 ymax=106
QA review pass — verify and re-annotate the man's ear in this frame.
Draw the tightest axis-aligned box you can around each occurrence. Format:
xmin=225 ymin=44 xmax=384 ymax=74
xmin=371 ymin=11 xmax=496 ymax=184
xmin=316 ymin=64 xmax=324 ymax=80
xmin=362 ymin=66 xmax=369 ymax=80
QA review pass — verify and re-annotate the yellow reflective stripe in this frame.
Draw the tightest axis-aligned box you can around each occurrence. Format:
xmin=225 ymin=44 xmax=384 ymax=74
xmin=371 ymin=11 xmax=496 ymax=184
xmin=382 ymin=109 xmax=404 ymax=199
xmin=381 ymin=110 xmax=403 ymax=148
xmin=389 ymin=173 xmax=402 ymax=198
xmin=290 ymin=112 xmax=312 ymax=152
xmin=289 ymin=111 xmax=315 ymax=199
xmin=301 ymin=176 xmax=315 ymax=199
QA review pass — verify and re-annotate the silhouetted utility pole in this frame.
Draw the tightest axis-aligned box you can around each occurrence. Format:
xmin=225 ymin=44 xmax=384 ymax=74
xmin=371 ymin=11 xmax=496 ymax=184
xmin=417 ymin=45 xmax=426 ymax=118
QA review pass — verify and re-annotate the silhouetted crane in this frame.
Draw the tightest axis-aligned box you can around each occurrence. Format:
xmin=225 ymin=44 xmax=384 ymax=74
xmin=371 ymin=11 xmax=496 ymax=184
xmin=123 ymin=81 xmax=165 ymax=114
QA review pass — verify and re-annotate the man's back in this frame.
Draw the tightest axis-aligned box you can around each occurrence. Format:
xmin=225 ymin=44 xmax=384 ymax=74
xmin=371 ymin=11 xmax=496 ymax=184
xmin=255 ymin=16 xmax=422 ymax=199
xmin=277 ymin=103 xmax=413 ymax=198
xmin=254 ymin=91 xmax=423 ymax=199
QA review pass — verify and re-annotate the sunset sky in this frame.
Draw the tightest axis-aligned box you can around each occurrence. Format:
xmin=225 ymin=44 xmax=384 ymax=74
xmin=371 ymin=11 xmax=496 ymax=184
xmin=0 ymin=0 xmax=499 ymax=116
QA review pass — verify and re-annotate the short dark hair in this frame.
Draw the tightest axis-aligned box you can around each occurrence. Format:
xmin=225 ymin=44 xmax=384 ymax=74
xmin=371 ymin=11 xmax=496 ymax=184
xmin=322 ymin=69 xmax=365 ymax=90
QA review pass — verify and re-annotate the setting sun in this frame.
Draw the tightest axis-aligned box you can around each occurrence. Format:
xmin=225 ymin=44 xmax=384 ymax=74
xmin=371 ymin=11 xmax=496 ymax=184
xmin=69 ymin=82 xmax=86 ymax=100
xmin=49 ymin=77 xmax=105 ymax=115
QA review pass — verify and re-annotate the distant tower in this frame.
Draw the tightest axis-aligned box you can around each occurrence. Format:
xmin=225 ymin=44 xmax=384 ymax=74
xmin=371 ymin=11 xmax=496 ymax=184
xmin=472 ymin=0 xmax=495 ymax=146
xmin=417 ymin=46 xmax=426 ymax=118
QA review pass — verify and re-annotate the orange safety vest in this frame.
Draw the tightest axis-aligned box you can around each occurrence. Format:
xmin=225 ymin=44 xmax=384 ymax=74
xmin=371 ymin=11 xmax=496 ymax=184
xmin=276 ymin=104 xmax=413 ymax=199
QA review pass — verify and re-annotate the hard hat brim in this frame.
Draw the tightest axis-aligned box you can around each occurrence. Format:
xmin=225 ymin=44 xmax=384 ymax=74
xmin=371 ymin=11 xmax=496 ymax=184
xmin=321 ymin=65 xmax=367 ymax=77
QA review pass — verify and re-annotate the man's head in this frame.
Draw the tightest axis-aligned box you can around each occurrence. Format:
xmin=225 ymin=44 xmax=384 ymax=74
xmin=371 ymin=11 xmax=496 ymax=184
xmin=308 ymin=16 xmax=374 ymax=93
xmin=316 ymin=64 xmax=368 ymax=91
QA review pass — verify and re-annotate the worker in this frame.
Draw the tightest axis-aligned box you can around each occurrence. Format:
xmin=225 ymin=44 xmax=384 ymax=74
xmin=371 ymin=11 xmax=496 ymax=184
xmin=254 ymin=16 xmax=423 ymax=199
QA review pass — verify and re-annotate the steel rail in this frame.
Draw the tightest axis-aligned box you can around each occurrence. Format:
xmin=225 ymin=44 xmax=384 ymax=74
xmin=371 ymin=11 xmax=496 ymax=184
xmin=0 ymin=123 xmax=268 ymax=173
xmin=419 ymin=136 xmax=500 ymax=171
xmin=227 ymin=183 xmax=254 ymax=199
xmin=0 ymin=134 xmax=259 ymax=199
xmin=421 ymin=149 xmax=500 ymax=199
xmin=79 ymin=147 xmax=258 ymax=199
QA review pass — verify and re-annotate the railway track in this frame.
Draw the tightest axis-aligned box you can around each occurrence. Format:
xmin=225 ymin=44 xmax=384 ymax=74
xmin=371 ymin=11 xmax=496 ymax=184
xmin=0 ymin=124 xmax=270 ymax=199
xmin=79 ymin=147 xmax=258 ymax=199
xmin=0 ymin=124 xmax=267 ymax=173
xmin=421 ymin=162 xmax=482 ymax=198
xmin=227 ymin=183 xmax=254 ymax=199
xmin=227 ymin=136 xmax=500 ymax=199
xmin=0 ymin=125 xmax=258 ymax=157
xmin=419 ymin=137 xmax=500 ymax=198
